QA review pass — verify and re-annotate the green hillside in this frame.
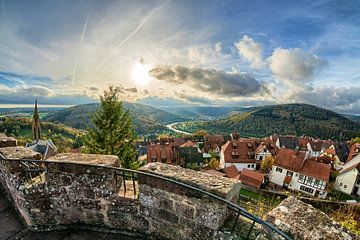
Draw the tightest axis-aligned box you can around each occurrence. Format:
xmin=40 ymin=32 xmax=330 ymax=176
xmin=0 ymin=117 xmax=84 ymax=151
xmin=43 ymin=102 xmax=188 ymax=134
xmin=158 ymin=106 xmax=245 ymax=119
xmin=175 ymin=104 xmax=360 ymax=140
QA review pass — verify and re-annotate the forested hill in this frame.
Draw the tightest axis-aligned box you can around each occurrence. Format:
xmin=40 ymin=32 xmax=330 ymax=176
xmin=43 ymin=102 xmax=188 ymax=134
xmin=175 ymin=104 xmax=360 ymax=140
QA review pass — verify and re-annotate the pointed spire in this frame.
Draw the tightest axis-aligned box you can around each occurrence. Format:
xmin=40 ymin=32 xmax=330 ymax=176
xmin=32 ymin=99 xmax=41 ymax=141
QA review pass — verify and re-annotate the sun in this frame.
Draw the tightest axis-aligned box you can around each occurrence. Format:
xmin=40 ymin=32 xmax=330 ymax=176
xmin=132 ymin=62 xmax=151 ymax=86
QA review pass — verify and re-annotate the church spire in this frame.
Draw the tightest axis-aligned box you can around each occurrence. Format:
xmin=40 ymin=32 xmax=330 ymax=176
xmin=32 ymin=99 xmax=41 ymax=141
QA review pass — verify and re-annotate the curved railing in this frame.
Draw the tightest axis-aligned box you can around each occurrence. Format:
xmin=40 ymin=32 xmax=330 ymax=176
xmin=0 ymin=158 xmax=292 ymax=240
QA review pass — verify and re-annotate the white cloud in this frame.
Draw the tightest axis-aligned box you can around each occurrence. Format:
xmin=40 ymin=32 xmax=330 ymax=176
xmin=235 ymin=35 xmax=264 ymax=69
xmin=268 ymin=48 xmax=327 ymax=86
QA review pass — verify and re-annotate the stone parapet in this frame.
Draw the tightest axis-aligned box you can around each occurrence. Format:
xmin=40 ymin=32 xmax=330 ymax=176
xmin=0 ymin=159 xmax=241 ymax=240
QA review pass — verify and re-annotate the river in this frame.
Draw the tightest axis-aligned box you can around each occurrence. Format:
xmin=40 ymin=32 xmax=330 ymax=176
xmin=166 ymin=122 xmax=191 ymax=135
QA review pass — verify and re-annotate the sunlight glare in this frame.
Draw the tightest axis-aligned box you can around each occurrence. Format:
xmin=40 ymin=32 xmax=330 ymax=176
xmin=132 ymin=62 xmax=151 ymax=86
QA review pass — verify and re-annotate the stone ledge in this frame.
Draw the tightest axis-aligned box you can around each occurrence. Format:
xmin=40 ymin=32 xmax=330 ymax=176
xmin=47 ymin=153 xmax=120 ymax=167
xmin=139 ymin=163 xmax=241 ymax=200
xmin=265 ymin=196 xmax=359 ymax=240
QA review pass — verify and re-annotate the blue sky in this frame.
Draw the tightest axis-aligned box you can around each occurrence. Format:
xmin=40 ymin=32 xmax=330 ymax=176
xmin=0 ymin=0 xmax=360 ymax=113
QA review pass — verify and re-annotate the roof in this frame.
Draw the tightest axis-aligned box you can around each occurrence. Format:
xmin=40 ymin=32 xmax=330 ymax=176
xmin=340 ymin=154 xmax=360 ymax=174
xmin=278 ymin=136 xmax=299 ymax=150
xmin=223 ymin=165 xmax=240 ymax=179
xmin=299 ymin=159 xmax=331 ymax=182
xmin=274 ymin=149 xmax=305 ymax=172
xmin=180 ymin=140 xmax=198 ymax=148
xmin=308 ymin=141 xmax=323 ymax=152
xmin=221 ymin=140 xmax=256 ymax=164
xmin=239 ymin=169 xmax=264 ymax=189
xmin=347 ymin=143 xmax=360 ymax=162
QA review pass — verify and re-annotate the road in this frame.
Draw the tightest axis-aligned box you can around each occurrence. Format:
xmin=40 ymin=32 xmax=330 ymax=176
xmin=166 ymin=122 xmax=191 ymax=135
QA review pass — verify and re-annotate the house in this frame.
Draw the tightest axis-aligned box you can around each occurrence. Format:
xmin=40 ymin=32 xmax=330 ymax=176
xmin=269 ymin=148 xmax=331 ymax=198
xmin=204 ymin=134 xmax=224 ymax=154
xmin=321 ymin=142 xmax=349 ymax=163
xmin=307 ymin=140 xmax=324 ymax=157
xmin=254 ymin=142 xmax=275 ymax=161
xmin=179 ymin=141 xmax=203 ymax=167
xmin=26 ymin=139 xmax=57 ymax=160
xmin=335 ymin=154 xmax=360 ymax=197
xmin=147 ymin=142 xmax=174 ymax=164
xmin=219 ymin=139 xmax=256 ymax=171
xmin=240 ymin=168 xmax=265 ymax=189
xmin=347 ymin=143 xmax=360 ymax=162
xmin=275 ymin=136 xmax=300 ymax=150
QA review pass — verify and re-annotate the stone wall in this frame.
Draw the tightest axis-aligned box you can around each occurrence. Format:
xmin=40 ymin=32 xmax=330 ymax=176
xmin=0 ymin=154 xmax=241 ymax=240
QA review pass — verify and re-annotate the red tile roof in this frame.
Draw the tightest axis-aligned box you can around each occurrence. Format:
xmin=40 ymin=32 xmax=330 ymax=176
xmin=347 ymin=143 xmax=360 ymax=162
xmin=275 ymin=149 xmax=306 ymax=172
xmin=223 ymin=165 xmax=240 ymax=179
xmin=239 ymin=169 xmax=264 ymax=189
xmin=180 ymin=140 xmax=198 ymax=148
xmin=299 ymin=159 xmax=331 ymax=182
xmin=221 ymin=140 xmax=256 ymax=164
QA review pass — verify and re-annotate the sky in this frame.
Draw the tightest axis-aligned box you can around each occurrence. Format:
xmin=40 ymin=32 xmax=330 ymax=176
xmin=0 ymin=0 xmax=360 ymax=114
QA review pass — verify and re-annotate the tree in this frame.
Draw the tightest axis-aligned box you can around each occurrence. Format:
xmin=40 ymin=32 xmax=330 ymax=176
xmin=83 ymin=86 xmax=136 ymax=168
xmin=193 ymin=130 xmax=208 ymax=137
xmin=260 ymin=156 xmax=275 ymax=173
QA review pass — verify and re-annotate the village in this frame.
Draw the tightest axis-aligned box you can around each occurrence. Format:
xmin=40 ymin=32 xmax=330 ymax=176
xmin=140 ymin=131 xmax=360 ymax=201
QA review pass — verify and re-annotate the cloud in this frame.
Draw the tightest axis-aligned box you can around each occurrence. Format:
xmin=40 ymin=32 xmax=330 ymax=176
xmin=235 ymin=35 xmax=264 ymax=69
xmin=268 ymin=48 xmax=327 ymax=86
xmin=173 ymin=91 xmax=210 ymax=105
xmin=149 ymin=65 xmax=263 ymax=97
xmin=287 ymin=86 xmax=360 ymax=113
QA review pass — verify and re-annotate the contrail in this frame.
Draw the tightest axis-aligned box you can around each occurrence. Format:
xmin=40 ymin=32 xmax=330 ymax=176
xmin=96 ymin=0 xmax=171 ymax=72
xmin=72 ymin=10 xmax=92 ymax=85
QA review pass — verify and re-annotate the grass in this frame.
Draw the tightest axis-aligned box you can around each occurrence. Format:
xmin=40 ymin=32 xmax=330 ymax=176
xmin=240 ymin=188 xmax=261 ymax=200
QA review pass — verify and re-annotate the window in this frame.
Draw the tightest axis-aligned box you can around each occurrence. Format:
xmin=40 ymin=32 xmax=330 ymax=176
xmin=286 ymin=171 xmax=293 ymax=177
xmin=259 ymin=156 xmax=263 ymax=160
xmin=276 ymin=167 xmax=283 ymax=173
xmin=263 ymin=149 xmax=267 ymax=152
xmin=306 ymin=177 xmax=313 ymax=185
xmin=300 ymin=185 xmax=314 ymax=194
xmin=314 ymin=179 xmax=320 ymax=187
xmin=161 ymin=158 xmax=167 ymax=163
xmin=340 ymin=183 xmax=343 ymax=186
xmin=298 ymin=175 xmax=304 ymax=183
xmin=151 ymin=158 xmax=157 ymax=162
xmin=248 ymin=164 xmax=251 ymax=168
xmin=344 ymin=185 xmax=347 ymax=189
xmin=357 ymin=178 xmax=360 ymax=185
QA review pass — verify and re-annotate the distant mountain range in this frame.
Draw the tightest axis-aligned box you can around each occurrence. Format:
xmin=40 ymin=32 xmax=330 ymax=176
xmin=43 ymin=102 xmax=188 ymax=134
xmin=41 ymin=102 xmax=360 ymax=140
xmin=174 ymin=104 xmax=360 ymax=141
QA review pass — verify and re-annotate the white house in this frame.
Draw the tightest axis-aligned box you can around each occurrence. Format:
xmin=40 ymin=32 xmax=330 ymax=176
xmin=254 ymin=142 xmax=273 ymax=161
xmin=269 ymin=148 xmax=331 ymax=198
xmin=335 ymin=154 xmax=360 ymax=197
xmin=307 ymin=141 xmax=323 ymax=157
xmin=220 ymin=140 xmax=256 ymax=171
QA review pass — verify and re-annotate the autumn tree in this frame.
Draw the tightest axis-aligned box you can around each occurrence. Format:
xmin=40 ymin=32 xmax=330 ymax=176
xmin=260 ymin=156 xmax=275 ymax=173
xmin=83 ymin=86 xmax=136 ymax=169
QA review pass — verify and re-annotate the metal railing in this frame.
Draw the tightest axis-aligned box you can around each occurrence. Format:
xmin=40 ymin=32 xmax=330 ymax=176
xmin=0 ymin=157 xmax=292 ymax=240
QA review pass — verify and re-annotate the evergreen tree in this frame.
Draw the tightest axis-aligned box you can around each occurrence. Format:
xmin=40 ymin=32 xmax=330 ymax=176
xmin=83 ymin=86 xmax=136 ymax=168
